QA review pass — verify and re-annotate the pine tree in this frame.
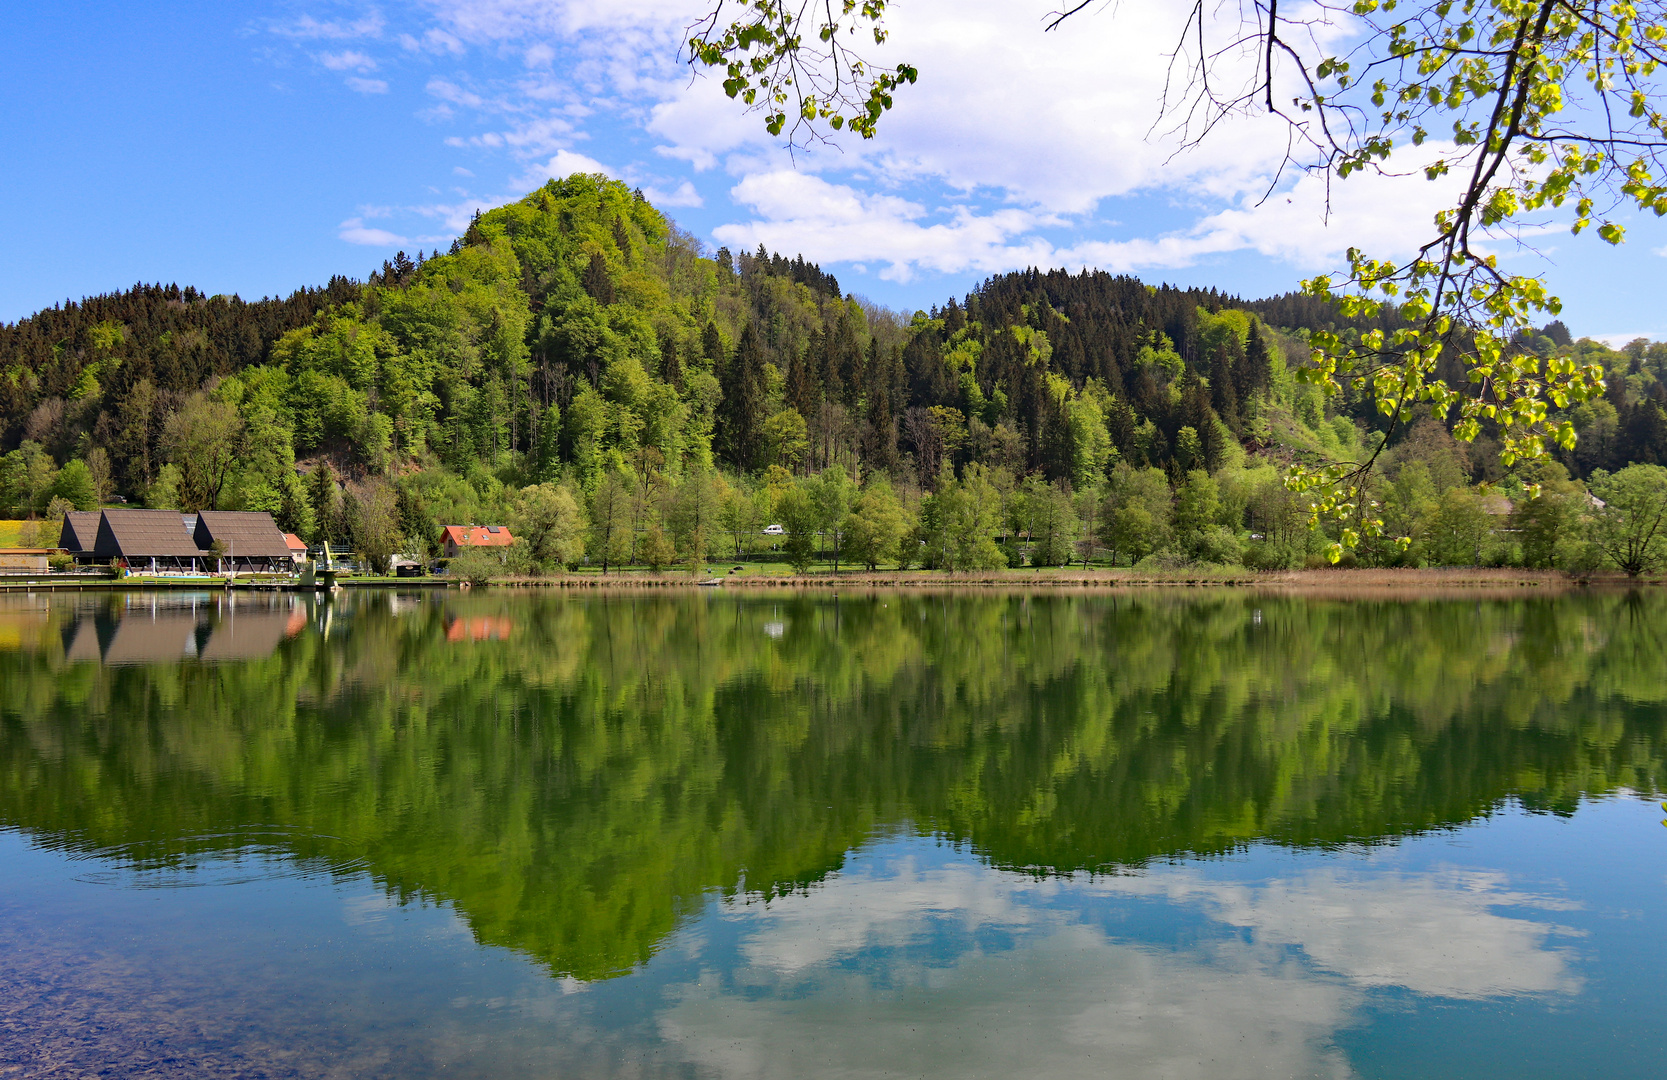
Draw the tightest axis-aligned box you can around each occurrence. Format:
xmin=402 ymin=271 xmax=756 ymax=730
xmin=307 ymin=462 xmax=341 ymax=546
xmin=863 ymin=338 xmax=899 ymax=472
xmin=789 ymin=334 xmax=818 ymax=417
xmin=701 ymin=321 xmax=725 ymax=371
xmin=660 ymin=334 xmax=683 ymax=391
xmin=718 ymin=324 xmax=765 ymax=471
xmin=1181 ymin=374 xmax=1225 ymax=473
xmin=1209 ymin=346 xmax=1241 ymax=436
xmin=582 ymin=252 xmax=615 ymax=305
xmin=1239 ymin=326 xmax=1272 ymax=401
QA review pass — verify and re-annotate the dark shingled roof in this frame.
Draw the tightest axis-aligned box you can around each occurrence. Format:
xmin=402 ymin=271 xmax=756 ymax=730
xmin=193 ymin=511 xmax=293 ymax=559
xmin=59 ymin=511 xmax=102 ymax=554
xmin=93 ymin=509 xmax=203 ymax=559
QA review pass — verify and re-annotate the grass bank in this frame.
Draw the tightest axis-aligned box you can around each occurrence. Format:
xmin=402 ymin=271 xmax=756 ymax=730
xmin=466 ymin=566 xmax=1593 ymax=591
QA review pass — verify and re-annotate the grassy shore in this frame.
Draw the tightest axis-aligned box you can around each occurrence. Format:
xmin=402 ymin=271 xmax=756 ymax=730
xmin=467 ymin=565 xmax=1604 ymax=591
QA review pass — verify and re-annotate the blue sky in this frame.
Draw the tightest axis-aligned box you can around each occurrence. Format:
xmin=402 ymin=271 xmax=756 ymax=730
xmin=5 ymin=1 xmax=1666 ymax=342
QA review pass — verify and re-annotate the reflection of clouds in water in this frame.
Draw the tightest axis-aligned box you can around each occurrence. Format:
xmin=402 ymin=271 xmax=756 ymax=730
xmin=665 ymin=930 xmax=1354 ymax=1080
xmin=1098 ymin=868 xmax=1584 ymax=1000
xmin=657 ymin=854 xmax=1582 ymax=1079
xmin=730 ymin=856 xmax=1028 ymax=975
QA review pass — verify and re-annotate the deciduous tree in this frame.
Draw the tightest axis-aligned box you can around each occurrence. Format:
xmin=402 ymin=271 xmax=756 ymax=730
xmin=1587 ymin=463 xmax=1667 ymax=576
xmin=511 ymin=483 xmax=587 ymax=571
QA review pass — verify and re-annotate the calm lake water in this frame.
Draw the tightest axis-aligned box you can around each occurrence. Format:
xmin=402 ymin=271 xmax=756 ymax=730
xmin=1 ymin=587 xmax=1664 ymax=1078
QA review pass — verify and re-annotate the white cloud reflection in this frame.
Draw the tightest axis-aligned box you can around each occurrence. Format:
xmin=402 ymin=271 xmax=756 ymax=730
xmin=655 ymin=851 xmax=1583 ymax=1080
xmin=1110 ymin=867 xmax=1584 ymax=1000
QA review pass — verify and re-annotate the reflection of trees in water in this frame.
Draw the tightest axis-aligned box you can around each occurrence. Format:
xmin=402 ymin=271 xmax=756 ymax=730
xmin=1 ymin=590 xmax=1664 ymax=980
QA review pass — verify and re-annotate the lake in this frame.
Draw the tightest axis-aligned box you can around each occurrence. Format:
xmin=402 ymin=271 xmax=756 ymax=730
xmin=1 ymin=587 xmax=1664 ymax=1078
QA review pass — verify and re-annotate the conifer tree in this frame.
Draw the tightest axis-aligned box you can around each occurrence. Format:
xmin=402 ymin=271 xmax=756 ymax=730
xmin=701 ymin=321 xmax=725 ymax=371
xmin=718 ymin=324 xmax=765 ymax=471
xmin=582 ymin=252 xmax=614 ymax=305
xmin=307 ymin=463 xmax=341 ymax=546
xmin=1209 ymin=346 xmax=1241 ymax=436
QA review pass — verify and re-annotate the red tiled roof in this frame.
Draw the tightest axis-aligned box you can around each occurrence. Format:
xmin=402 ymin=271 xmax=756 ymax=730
xmin=283 ymin=533 xmax=308 ymax=552
xmin=442 ymin=525 xmax=514 ymax=548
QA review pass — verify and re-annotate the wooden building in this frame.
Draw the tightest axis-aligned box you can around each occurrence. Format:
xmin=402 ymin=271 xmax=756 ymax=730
xmin=193 ymin=511 xmax=295 ymax=573
xmin=92 ymin=509 xmax=206 ymax=572
xmin=58 ymin=511 xmax=103 ymax=564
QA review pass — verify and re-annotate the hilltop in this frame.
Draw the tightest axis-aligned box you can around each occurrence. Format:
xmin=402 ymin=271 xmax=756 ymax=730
xmin=2 ymin=174 xmax=1662 ymax=573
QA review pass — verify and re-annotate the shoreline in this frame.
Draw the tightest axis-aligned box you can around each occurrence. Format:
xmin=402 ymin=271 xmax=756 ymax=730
xmin=4 ymin=567 xmax=1659 ymax=594
xmin=463 ymin=566 xmax=1616 ymax=592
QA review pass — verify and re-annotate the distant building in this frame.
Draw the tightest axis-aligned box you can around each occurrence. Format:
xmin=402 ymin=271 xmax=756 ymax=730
xmin=76 ymin=508 xmax=296 ymax=574
xmin=58 ymin=511 xmax=103 ymax=564
xmin=0 ymin=549 xmax=54 ymax=572
xmin=193 ymin=511 xmax=294 ymax=573
xmin=282 ymin=533 xmax=309 ymax=563
xmin=93 ymin=509 xmax=207 ymax=572
xmin=1480 ymin=494 xmax=1513 ymax=519
xmin=441 ymin=524 xmax=514 ymax=559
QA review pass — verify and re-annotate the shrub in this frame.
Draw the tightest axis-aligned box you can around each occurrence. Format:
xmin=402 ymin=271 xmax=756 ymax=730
xmin=639 ymin=526 xmax=677 ymax=574
xmin=1133 ymin=549 xmax=1193 ymax=573
xmin=449 ymin=547 xmax=500 ymax=586
xmin=1193 ymin=525 xmax=1244 ymax=566
xmin=1243 ymin=540 xmax=1300 ymax=571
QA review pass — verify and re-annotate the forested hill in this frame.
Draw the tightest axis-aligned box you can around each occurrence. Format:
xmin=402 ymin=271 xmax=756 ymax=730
xmin=1 ymin=173 xmax=1660 ymax=552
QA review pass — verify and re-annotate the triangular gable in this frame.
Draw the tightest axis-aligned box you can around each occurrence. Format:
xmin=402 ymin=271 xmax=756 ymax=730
xmin=58 ymin=511 xmax=102 ymax=553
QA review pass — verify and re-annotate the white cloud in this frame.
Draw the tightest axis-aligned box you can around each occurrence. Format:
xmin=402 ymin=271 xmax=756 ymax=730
xmin=646 ymin=1 xmax=1346 ymax=206
xmin=398 ymin=28 xmax=467 ymax=54
xmin=421 ymin=0 xmax=695 ymax=42
xmin=339 ymin=217 xmax=407 ymax=246
xmin=410 ymin=198 xmax=500 ymax=234
xmin=391 ymin=1 xmax=1425 ymax=281
xmin=345 ymin=77 xmax=390 ymax=95
xmin=449 ymin=115 xmax=574 ymax=156
xmin=710 ymin=144 xmax=1472 ymax=282
xmin=714 ymin=172 xmax=1052 ymax=282
xmin=426 ymin=77 xmax=489 ymax=109
xmin=317 ymin=50 xmax=377 ymax=72
xmin=1056 ymin=155 xmax=1471 ymax=274
xmin=641 ymin=180 xmax=702 ymax=208
xmin=294 ymin=1 xmax=1494 ymax=294
xmin=271 ymin=12 xmax=386 ymax=40
xmin=523 ymin=148 xmax=612 ymax=185
xmin=1591 ymin=332 xmax=1662 ymax=348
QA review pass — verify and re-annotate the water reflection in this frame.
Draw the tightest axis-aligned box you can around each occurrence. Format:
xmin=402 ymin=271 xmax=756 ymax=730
xmin=0 ymin=593 xmax=311 ymax=666
xmin=655 ymin=841 xmax=1587 ymax=1080
xmin=1 ymin=589 xmax=1664 ymax=978
xmin=0 ymin=589 xmax=1664 ymax=1077
xmin=1107 ymin=867 xmax=1583 ymax=999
